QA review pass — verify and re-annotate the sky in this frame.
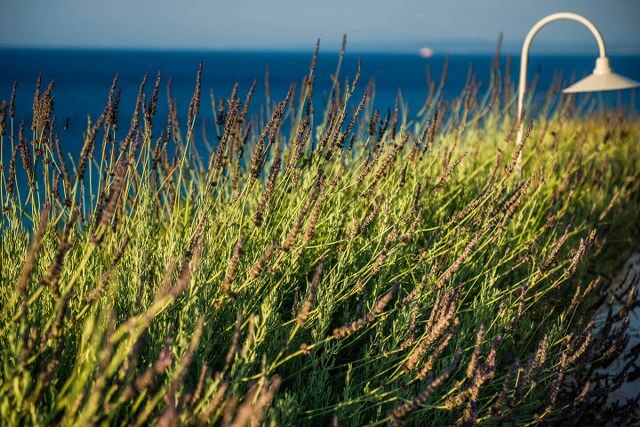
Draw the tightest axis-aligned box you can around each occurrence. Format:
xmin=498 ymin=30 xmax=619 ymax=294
xmin=1 ymin=0 xmax=639 ymax=54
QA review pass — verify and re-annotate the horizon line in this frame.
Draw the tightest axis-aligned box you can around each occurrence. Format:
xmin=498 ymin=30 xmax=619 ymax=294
xmin=2 ymin=44 xmax=640 ymax=57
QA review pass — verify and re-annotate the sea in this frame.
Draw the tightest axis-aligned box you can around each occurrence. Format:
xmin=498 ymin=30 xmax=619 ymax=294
xmin=0 ymin=49 xmax=639 ymax=155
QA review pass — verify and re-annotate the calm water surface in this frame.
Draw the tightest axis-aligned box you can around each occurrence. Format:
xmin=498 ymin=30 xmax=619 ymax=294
xmin=0 ymin=49 xmax=638 ymax=155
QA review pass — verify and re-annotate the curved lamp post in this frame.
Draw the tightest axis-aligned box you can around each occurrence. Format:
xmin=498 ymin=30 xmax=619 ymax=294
xmin=515 ymin=12 xmax=640 ymax=167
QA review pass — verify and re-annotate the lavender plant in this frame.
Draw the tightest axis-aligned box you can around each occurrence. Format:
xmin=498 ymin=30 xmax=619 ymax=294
xmin=1 ymin=41 xmax=639 ymax=426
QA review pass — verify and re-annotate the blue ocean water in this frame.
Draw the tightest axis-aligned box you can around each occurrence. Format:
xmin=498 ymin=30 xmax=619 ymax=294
xmin=0 ymin=49 xmax=639 ymax=155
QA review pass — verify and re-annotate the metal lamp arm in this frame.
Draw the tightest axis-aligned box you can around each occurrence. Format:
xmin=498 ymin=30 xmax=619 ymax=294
xmin=516 ymin=12 xmax=607 ymax=135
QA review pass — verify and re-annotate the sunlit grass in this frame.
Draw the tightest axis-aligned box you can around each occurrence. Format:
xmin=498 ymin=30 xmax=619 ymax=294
xmin=1 ymin=45 xmax=639 ymax=425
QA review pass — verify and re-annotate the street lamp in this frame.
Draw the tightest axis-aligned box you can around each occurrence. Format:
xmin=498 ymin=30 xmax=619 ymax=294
xmin=515 ymin=12 xmax=640 ymax=168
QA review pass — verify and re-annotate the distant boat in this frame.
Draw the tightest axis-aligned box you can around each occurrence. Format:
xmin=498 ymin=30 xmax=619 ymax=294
xmin=419 ymin=47 xmax=434 ymax=58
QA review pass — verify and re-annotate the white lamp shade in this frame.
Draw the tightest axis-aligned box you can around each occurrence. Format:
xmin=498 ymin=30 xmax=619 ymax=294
xmin=563 ymin=72 xmax=640 ymax=93
xmin=563 ymin=57 xmax=640 ymax=93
